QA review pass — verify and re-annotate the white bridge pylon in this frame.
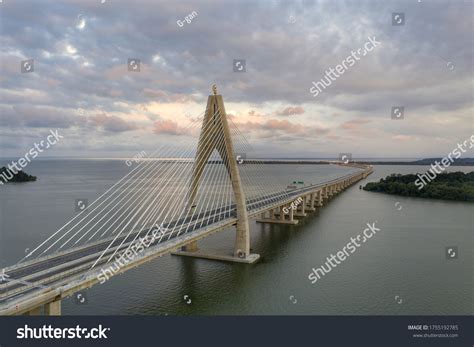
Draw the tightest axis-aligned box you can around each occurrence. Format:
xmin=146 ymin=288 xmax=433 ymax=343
xmin=179 ymin=85 xmax=256 ymax=261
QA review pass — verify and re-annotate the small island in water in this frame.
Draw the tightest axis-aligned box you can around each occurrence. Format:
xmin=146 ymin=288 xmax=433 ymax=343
xmin=363 ymin=172 xmax=474 ymax=202
xmin=0 ymin=166 xmax=37 ymax=184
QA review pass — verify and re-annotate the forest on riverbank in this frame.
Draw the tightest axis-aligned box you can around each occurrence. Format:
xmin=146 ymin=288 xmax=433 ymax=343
xmin=363 ymin=172 xmax=474 ymax=201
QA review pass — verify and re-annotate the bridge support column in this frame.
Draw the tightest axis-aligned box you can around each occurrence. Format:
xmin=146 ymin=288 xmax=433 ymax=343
xmin=181 ymin=240 xmax=198 ymax=252
xmin=45 ymin=298 xmax=61 ymax=316
xmin=25 ymin=307 xmax=42 ymax=315
xmin=304 ymin=194 xmax=315 ymax=212
xmin=294 ymin=197 xmax=307 ymax=217
xmin=288 ymin=206 xmax=295 ymax=222
xmin=256 ymin=204 xmax=298 ymax=225
xmin=316 ymin=190 xmax=323 ymax=207
xmin=269 ymin=210 xmax=274 ymax=219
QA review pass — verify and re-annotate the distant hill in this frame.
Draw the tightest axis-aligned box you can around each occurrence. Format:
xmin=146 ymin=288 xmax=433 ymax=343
xmin=355 ymin=158 xmax=474 ymax=166
xmin=409 ymin=158 xmax=474 ymax=165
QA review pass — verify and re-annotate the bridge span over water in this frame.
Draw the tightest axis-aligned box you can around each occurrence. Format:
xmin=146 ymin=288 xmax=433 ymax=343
xmin=0 ymin=87 xmax=373 ymax=315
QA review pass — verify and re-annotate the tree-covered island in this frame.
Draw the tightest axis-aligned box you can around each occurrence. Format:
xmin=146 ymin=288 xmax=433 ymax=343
xmin=0 ymin=166 xmax=37 ymax=184
xmin=363 ymin=172 xmax=474 ymax=202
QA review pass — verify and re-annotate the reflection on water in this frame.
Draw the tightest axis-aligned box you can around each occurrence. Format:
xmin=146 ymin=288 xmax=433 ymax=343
xmin=0 ymin=160 xmax=472 ymax=315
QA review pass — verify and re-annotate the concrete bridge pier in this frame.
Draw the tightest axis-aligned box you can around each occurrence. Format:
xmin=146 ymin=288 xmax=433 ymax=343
xmin=310 ymin=193 xmax=317 ymax=208
xmin=23 ymin=297 xmax=62 ymax=316
xmin=279 ymin=206 xmax=285 ymax=221
xmin=327 ymin=186 xmax=334 ymax=197
xmin=294 ymin=197 xmax=307 ymax=217
xmin=288 ymin=206 xmax=295 ymax=222
xmin=45 ymin=298 xmax=61 ymax=316
xmin=181 ymin=240 xmax=198 ymax=252
xmin=323 ymin=186 xmax=329 ymax=199
xmin=24 ymin=307 xmax=42 ymax=315
xmin=304 ymin=194 xmax=316 ymax=212
xmin=256 ymin=203 xmax=298 ymax=225
xmin=316 ymin=190 xmax=323 ymax=207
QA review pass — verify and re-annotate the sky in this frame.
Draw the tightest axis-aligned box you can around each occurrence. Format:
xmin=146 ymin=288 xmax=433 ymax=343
xmin=0 ymin=0 xmax=472 ymax=159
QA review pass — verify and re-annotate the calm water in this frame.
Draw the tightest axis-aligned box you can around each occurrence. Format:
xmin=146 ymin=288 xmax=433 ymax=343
xmin=0 ymin=160 xmax=472 ymax=315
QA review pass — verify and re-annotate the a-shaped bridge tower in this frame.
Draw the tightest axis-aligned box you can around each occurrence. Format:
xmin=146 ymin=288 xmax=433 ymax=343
xmin=177 ymin=85 xmax=257 ymax=262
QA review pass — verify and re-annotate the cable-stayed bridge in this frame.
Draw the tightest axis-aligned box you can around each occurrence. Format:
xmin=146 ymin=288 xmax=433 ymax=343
xmin=0 ymin=86 xmax=373 ymax=315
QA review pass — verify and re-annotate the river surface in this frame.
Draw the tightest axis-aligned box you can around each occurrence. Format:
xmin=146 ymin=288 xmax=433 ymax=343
xmin=0 ymin=159 xmax=472 ymax=315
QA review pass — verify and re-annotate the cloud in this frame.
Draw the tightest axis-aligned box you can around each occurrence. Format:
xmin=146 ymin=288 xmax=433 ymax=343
xmin=233 ymin=118 xmax=329 ymax=139
xmin=392 ymin=134 xmax=414 ymax=141
xmin=0 ymin=0 xmax=471 ymax=157
xmin=153 ymin=119 xmax=189 ymax=135
xmin=0 ymin=105 xmax=78 ymax=128
xmin=247 ymin=110 xmax=265 ymax=118
xmin=142 ymin=88 xmax=198 ymax=103
xmin=339 ymin=119 xmax=371 ymax=130
xmin=274 ymin=106 xmax=305 ymax=116
xmin=88 ymin=113 xmax=138 ymax=133
xmin=263 ymin=119 xmax=305 ymax=133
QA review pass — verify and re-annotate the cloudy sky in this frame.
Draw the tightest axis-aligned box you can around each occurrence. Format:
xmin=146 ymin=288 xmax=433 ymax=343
xmin=0 ymin=0 xmax=472 ymax=159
